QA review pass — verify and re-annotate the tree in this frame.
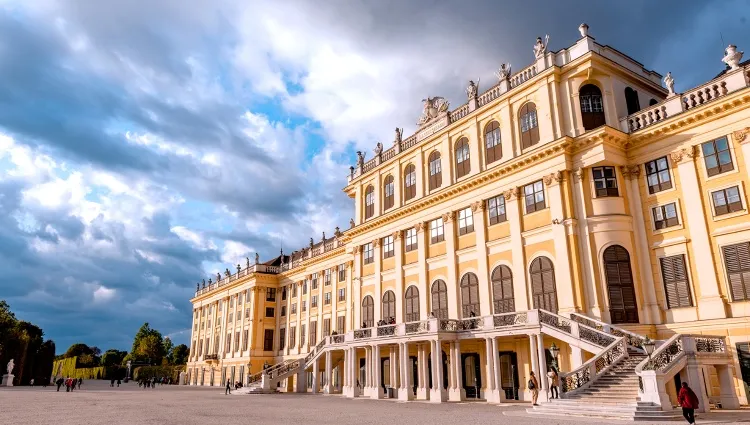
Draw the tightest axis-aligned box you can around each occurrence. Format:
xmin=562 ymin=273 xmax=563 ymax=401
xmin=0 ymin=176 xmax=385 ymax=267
xmin=100 ymin=349 xmax=128 ymax=367
xmin=136 ymin=334 xmax=165 ymax=365
xmin=0 ymin=300 xmax=55 ymax=385
xmin=162 ymin=337 xmax=174 ymax=358
xmin=64 ymin=343 xmax=96 ymax=359
xmin=169 ymin=344 xmax=189 ymax=365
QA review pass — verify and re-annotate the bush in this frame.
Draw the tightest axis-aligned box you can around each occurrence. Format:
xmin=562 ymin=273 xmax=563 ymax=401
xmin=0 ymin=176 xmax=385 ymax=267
xmin=52 ymin=357 xmax=125 ymax=380
xmin=133 ymin=365 xmax=184 ymax=382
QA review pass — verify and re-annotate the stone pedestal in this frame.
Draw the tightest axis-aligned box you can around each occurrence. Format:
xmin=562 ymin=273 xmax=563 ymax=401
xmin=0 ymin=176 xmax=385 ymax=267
xmin=178 ymin=372 xmax=186 ymax=385
xmin=1 ymin=374 xmax=14 ymax=387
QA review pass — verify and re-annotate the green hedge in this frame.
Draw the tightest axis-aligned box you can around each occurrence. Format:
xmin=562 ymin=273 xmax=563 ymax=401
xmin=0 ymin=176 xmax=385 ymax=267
xmin=52 ymin=357 xmax=125 ymax=380
xmin=133 ymin=365 xmax=184 ymax=382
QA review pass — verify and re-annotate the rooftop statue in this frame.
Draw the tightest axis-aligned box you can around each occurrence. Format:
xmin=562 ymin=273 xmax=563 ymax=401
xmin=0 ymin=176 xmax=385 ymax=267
xmin=664 ymin=72 xmax=675 ymax=97
xmin=394 ymin=128 xmax=403 ymax=145
xmin=356 ymin=151 xmax=365 ymax=168
xmin=255 ymin=253 xmax=260 ymax=265
xmin=417 ymin=96 xmax=450 ymax=126
xmin=722 ymin=44 xmax=744 ymax=70
xmin=466 ymin=79 xmax=479 ymax=99
xmin=494 ymin=63 xmax=512 ymax=81
xmin=373 ymin=142 xmax=383 ymax=157
xmin=533 ymin=35 xmax=549 ymax=59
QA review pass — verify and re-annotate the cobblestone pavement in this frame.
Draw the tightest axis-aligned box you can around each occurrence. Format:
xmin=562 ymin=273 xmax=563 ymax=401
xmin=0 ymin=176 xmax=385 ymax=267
xmin=1 ymin=380 xmax=748 ymax=425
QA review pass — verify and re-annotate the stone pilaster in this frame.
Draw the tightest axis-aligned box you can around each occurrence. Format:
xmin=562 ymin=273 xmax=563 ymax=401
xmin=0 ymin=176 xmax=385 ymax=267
xmin=504 ymin=188 xmax=529 ymax=310
xmin=443 ymin=211 xmax=459 ymax=319
xmin=544 ymin=171 xmax=577 ymax=314
xmin=472 ymin=201 xmax=491 ymax=315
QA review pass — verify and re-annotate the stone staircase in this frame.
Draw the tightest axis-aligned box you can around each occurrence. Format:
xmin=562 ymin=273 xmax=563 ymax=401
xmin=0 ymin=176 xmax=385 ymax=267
xmin=530 ymin=351 xmax=681 ymax=421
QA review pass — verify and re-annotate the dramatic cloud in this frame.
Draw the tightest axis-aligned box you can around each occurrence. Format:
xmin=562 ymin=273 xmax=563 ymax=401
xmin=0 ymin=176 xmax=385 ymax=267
xmin=0 ymin=0 xmax=746 ymax=351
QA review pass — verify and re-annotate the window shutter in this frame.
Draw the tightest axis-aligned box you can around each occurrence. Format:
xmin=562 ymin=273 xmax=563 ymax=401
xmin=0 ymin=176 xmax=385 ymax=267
xmin=660 ymin=255 xmax=693 ymax=308
xmin=723 ymin=243 xmax=750 ymax=301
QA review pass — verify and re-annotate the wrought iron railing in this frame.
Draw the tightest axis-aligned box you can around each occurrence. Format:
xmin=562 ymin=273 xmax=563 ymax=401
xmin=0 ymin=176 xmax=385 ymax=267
xmin=493 ymin=312 xmax=528 ymax=328
xmin=560 ymin=336 xmax=627 ymax=395
xmin=539 ymin=310 xmax=572 ymax=333
xmin=578 ymin=325 xmax=616 ymax=347
xmin=405 ymin=320 xmax=429 ymax=334
xmin=377 ymin=325 xmax=396 ymax=337
xmin=330 ymin=334 xmax=345 ymax=344
xmin=457 ymin=317 xmax=483 ymax=330
xmin=353 ymin=329 xmax=372 ymax=339
xmin=694 ymin=336 xmax=726 ymax=353
xmin=438 ymin=319 xmax=460 ymax=331
xmin=569 ymin=313 xmax=647 ymax=349
xmin=640 ymin=335 xmax=683 ymax=372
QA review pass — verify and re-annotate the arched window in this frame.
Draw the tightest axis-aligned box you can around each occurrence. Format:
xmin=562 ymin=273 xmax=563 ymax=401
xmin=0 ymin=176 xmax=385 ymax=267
xmin=530 ymin=257 xmax=558 ymax=313
xmin=484 ymin=121 xmax=502 ymax=164
xmin=649 ymin=99 xmax=658 ymax=106
xmin=382 ymin=291 xmax=396 ymax=321
xmin=361 ymin=296 xmax=374 ymax=327
xmin=404 ymin=164 xmax=416 ymax=201
xmin=460 ymin=273 xmax=480 ymax=318
xmin=491 ymin=265 xmax=515 ymax=313
xmin=430 ymin=280 xmax=448 ymax=319
xmin=454 ymin=138 xmax=470 ymax=178
xmin=404 ymin=286 xmax=420 ymax=322
xmin=603 ymin=245 xmax=638 ymax=324
xmin=580 ymin=84 xmax=605 ymax=131
xmin=624 ymin=87 xmax=641 ymax=115
xmin=428 ymin=151 xmax=442 ymax=191
xmin=383 ymin=175 xmax=395 ymax=210
xmin=519 ymin=103 xmax=539 ymax=149
xmin=364 ymin=185 xmax=375 ymax=220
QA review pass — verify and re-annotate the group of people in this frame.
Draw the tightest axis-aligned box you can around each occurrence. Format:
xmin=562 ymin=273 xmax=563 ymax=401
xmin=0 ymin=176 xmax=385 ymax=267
xmin=138 ymin=376 xmax=171 ymax=388
xmin=527 ymin=368 xmax=558 ymax=406
xmin=373 ymin=317 xmax=397 ymax=327
xmin=109 ymin=378 xmax=122 ymax=387
xmin=54 ymin=377 xmax=82 ymax=392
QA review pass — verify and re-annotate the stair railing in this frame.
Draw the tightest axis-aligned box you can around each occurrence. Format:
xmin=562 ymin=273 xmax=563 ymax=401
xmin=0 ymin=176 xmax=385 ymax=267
xmin=569 ymin=312 xmax=648 ymax=351
xmin=559 ymin=335 xmax=627 ymax=397
xmin=539 ymin=309 xmax=615 ymax=348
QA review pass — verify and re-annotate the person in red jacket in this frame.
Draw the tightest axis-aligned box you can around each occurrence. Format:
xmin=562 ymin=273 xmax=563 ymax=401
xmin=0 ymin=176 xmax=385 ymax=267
xmin=678 ymin=382 xmax=700 ymax=424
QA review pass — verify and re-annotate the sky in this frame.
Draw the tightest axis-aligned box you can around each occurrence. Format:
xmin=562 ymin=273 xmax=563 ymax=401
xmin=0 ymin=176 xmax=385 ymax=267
xmin=0 ymin=0 xmax=747 ymax=353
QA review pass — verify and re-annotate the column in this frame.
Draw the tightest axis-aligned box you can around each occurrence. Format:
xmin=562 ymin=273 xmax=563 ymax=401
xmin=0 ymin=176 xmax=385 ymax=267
xmin=505 ymin=189 xmax=529 ymax=310
xmin=324 ymin=351 xmax=332 ymax=394
xmin=416 ymin=223 xmax=429 ymax=318
xmin=415 ymin=148 xmax=425 ymax=199
xmin=336 ymin=357 xmax=343 ymax=392
xmin=294 ymin=284 xmax=302 ymax=353
xmin=416 ymin=343 xmax=429 ymax=400
xmin=394 ymin=231 xmax=404 ymax=322
xmin=389 ymin=345 xmax=398 ymax=397
xmin=684 ymin=357 xmax=710 ymax=413
xmin=362 ymin=346 xmax=370 ymax=396
xmin=570 ymin=168 xmax=602 ymax=318
xmin=343 ymin=348 xmax=350 ymax=395
xmin=373 ymin=238 xmax=382 ymax=324
xmin=737 ymin=128 xmax=750 ymax=183
xmin=484 ymin=337 xmax=498 ymax=403
xmin=346 ymin=260 xmax=354 ymax=332
xmin=716 ymin=364 xmax=741 ymax=409
xmin=443 ymin=211 xmax=459 ymax=319
xmin=492 ymin=336 xmax=505 ymax=402
xmin=304 ymin=276 xmax=313 ymax=352
xmin=312 ymin=358 xmax=319 ymax=394
xmin=317 ymin=269 xmax=325 ymax=344
xmin=352 ymin=249 xmax=362 ymax=331
xmin=430 ymin=340 xmax=446 ymax=402
xmin=544 ymin=171 xmax=577 ymax=315
xmin=472 ymin=201 xmax=491 ymax=315
xmin=372 ymin=344 xmax=383 ymax=399
xmin=529 ymin=334 xmax=539 ymax=401
xmin=671 ymin=147 xmax=727 ymax=319
xmin=571 ymin=347 xmax=584 ymax=368
xmin=621 ymin=165 xmax=660 ymax=323
xmin=399 ymin=342 xmax=414 ymax=400
xmin=449 ymin=341 xmax=464 ymax=401
xmin=284 ymin=284 xmax=292 ymax=355
xmin=537 ymin=333 xmax=549 ymax=403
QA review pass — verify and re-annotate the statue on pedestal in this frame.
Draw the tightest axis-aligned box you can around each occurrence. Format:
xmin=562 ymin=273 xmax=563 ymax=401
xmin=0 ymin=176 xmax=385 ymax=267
xmin=6 ymin=359 xmax=13 ymax=375
xmin=494 ymin=63 xmax=512 ymax=81
xmin=664 ymin=72 xmax=675 ymax=97
xmin=533 ymin=35 xmax=549 ymax=59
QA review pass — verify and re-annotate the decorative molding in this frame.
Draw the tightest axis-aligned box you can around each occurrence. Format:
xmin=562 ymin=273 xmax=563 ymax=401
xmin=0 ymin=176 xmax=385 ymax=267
xmin=392 ymin=230 xmax=402 ymax=240
xmin=441 ymin=211 xmax=455 ymax=223
xmin=414 ymin=222 xmax=425 ymax=233
xmin=470 ymin=200 xmax=485 ymax=212
xmin=572 ymin=167 xmax=584 ymax=182
xmin=670 ymin=145 xmax=698 ymax=164
xmin=733 ymin=127 xmax=750 ymax=144
xmin=543 ymin=170 xmax=564 ymax=186
xmin=503 ymin=187 xmax=520 ymax=200
xmin=372 ymin=238 xmax=380 ymax=248
xmin=620 ymin=165 xmax=641 ymax=180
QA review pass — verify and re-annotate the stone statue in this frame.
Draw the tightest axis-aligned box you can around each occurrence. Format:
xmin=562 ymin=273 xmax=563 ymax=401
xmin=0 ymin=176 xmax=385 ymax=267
xmin=373 ymin=142 xmax=383 ymax=158
xmin=196 ymin=282 xmax=200 ymax=291
xmin=322 ymin=232 xmax=326 ymax=241
xmin=664 ymin=72 xmax=675 ymax=96
xmin=494 ymin=63 xmax=512 ymax=81
xmin=417 ymin=96 xmax=450 ymax=126
xmin=356 ymin=151 xmax=365 ymax=168
xmin=208 ymin=278 xmax=212 ymax=284
xmin=255 ymin=253 xmax=260 ymax=265
xmin=6 ymin=359 xmax=14 ymax=375
xmin=202 ymin=279 xmax=206 ymax=289
xmin=224 ymin=268 xmax=231 ymax=277
xmin=533 ymin=35 xmax=549 ymax=59
xmin=466 ymin=79 xmax=479 ymax=99
xmin=309 ymin=238 xmax=314 ymax=248
xmin=334 ymin=226 xmax=341 ymax=237
xmin=236 ymin=264 xmax=241 ymax=273
xmin=722 ymin=44 xmax=744 ymax=70
xmin=394 ymin=128 xmax=403 ymax=144
xmin=216 ymin=272 xmax=221 ymax=281
xmin=246 ymin=257 xmax=250 ymax=269
xmin=350 ymin=218 xmax=355 ymax=228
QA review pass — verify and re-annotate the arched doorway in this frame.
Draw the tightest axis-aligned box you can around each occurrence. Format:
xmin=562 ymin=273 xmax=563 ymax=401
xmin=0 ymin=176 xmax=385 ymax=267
xmin=580 ymin=84 xmax=605 ymax=130
xmin=431 ymin=280 xmax=448 ymax=319
xmin=460 ymin=273 xmax=480 ymax=317
xmin=530 ymin=257 xmax=558 ymax=313
xmin=362 ymin=296 xmax=374 ymax=327
xmin=404 ymin=286 xmax=420 ymax=322
xmin=382 ymin=291 xmax=396 ymax=321
xmin=603 ymin=245 xmax=639 ymax=324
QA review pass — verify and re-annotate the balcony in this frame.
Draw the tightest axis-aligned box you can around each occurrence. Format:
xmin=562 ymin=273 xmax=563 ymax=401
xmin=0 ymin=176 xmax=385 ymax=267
xmin=204 ymin=354 xmax=218 ymax=363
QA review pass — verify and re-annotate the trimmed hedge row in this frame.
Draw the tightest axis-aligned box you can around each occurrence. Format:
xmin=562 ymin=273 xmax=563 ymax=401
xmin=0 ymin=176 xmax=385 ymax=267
xmin=133 ymin=365 xmax=184 ymax=382
xmin=52 ymin=357 xmax=125 ymax=380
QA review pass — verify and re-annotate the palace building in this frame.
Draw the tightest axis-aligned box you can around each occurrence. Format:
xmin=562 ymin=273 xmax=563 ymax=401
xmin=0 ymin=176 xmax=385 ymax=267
xmin=187 ymin=24 xmax=750 ymax=419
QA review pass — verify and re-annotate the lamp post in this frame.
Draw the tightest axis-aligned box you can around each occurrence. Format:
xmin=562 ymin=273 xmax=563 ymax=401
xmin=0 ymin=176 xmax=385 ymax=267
xmin=642 ymin=337 xmax=656 ymax=368
xmin=549 ymin=342 xmax=560 ymax=371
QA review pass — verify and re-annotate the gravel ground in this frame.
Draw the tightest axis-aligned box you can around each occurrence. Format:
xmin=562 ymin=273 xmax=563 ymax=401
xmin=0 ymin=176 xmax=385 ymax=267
xmin=1 ymin=380 xmax=748 ymax=425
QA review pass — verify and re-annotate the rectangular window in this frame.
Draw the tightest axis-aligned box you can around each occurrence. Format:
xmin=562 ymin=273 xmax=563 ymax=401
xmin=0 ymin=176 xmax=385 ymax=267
xmin=207 ymin=319 xmax=211 ymax=328
xmin=303 ymin=281 xmax=308 ymax=295
xmin=309 ymin=321 xmax=317 ymax=346
xmin=458 ymin=207 xmax=474 ymax=235
xmin=338 ymin=288 xmax=346 ymax=302
xmin=712 ymin=186 xmax=743 ymax=216
xmin=405 ymin=228 xmax=418 ymax=252
xmin=225 ymin=333 xmax=232 ymax=353
xmin=302 ymin=300 xmax=307 ymax=312
xmin=265 ymin=307 xmax=275 ymax=318
xmin=291 ymin=284 xmax=297 ymax=297
xmin=652 ymin=203 xmax=679 ymax=230
xmin=198 ymin=340 xmax=203 ymax=356
xmin=660 ymin=255 xmax=693 ymax=309
xmin=324 ymin=269 xmax=331 ymax=286
xmin=300 ymin=325 xmax=306 ymax=347
xmin=266 ymin=288 xmax=276 ymax=301
xmin=281 ymin=305 xmax=286 ymax=316
xmin=430 ymin=218 xmax=444 ymax=244
xmin=263 ymin=329 xmax=274 ymax=352
xmin=382 ymin=235 xmax=394 ymax=258
xmin=702 ymin=136 xmax=734 ymax=177
xmin=279 ymin=328 xmax=286 ymax=350
xmin=722 ymin=242 xmax=750 ymax=301
xmin=404 ymin=166 xmax=417 ymax=200
xmin=311 ymin=295 xmax=318 ymax=308
xmin=324 ymin=292 xmax=331 ymax=305
xmin=228 ymin=312 xmax=233 ymax=323
xmin=363 ymin=243 xmax=374 ymax=265
xmin=524 ymin=180 xmax=545 ymax=213
xmin=235 ymin=331 xmax=240 ymax=352
xmin=289 ymin=327 xmax=296 ymax=348
xmin=337 ymin=316 xmax=345 ymax=334
xmin=592 ymin=166 xmax=618 ymax=197
xmin=291 ymin=303 xmax=297 ymax=314
xmin=282 ymin=286 xmax=287 ymax=301
xmin=338 ymin=264 xmax=346 ymax=282
xmin=238 ymin=293 xmax=243 ymax=305
xmin=311 ymin=273 xmax=318 ymax=290
xmin=487 ymin=195 xmax=507 ymax=225
xmin=323 ymin=318 xmax=331 ymax=336
xmin=245 ymin=308 xmax=250 ymax=319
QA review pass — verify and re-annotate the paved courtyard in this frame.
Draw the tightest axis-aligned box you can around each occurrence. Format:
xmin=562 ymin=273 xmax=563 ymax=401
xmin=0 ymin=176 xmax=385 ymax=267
xmin=1 ymin=380 xmax=748 ymax=425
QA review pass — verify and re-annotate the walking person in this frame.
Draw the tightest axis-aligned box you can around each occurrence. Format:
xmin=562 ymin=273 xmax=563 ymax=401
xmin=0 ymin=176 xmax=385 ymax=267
xmin=528 ymin=371 xmax=539 ymax=406
xmin=116 ymin=378 xmax=121 ymax=387
xmin=547 ymin=367 xmax=559 ymax=399
xmin=225 ymin=379 xmax=231 ymax=395
xmin=30 ymin=378 xmax=34 ymax=386
xmin=77 ymin=378 xmax=82 ymax=390
xmin=56 ymin=378 xmax=63 ymax=392
xmin=678 ymin=382 xmax=700 ymax=424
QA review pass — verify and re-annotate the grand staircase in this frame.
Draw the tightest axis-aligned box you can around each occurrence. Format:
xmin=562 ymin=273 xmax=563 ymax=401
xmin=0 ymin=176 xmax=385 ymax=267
xmin=233 ymin=359 xmax=301 ymax=395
